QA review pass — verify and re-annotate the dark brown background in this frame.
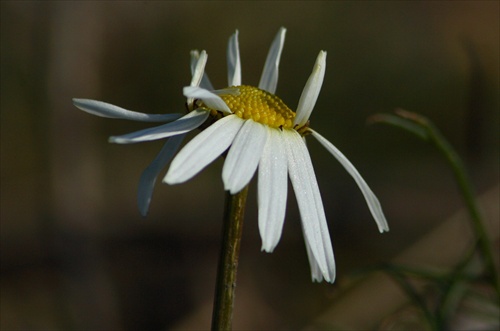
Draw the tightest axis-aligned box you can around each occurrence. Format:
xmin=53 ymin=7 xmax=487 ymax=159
xmin=1 ymin=1 xmax=498 ymax=330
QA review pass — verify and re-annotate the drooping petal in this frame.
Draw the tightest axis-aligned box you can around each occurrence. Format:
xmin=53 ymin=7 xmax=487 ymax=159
xmin=137 ymin=135 xmax=185 ymax=216
xmin=222 ymin=120 xmax=268 ymax=194
xmin=183 ymin=86 xmax=232 ymax=114
xmin=284 ymin=129 xmax=335 ymax=283
xmin=310 ymin=129 xmax=389 ymax=233
xmin=303 ymin=224 xmax=325 ymax=282
xmin=73 ymin=99 xmax=182 ymax=122
xmin=227 ymin=30 xmax=242 ymax=86
xmin=164 ymin=115 xmax=244 ymax=185
xmin=293 ymin=51 xmax=327 ymax=127
xmin=109 ymin=109 xmax=209 ymax=144
xmin=258 ymin=27 xmax=286 ymax=94
xmin=258 ymin=128 xmax=288 ymax=252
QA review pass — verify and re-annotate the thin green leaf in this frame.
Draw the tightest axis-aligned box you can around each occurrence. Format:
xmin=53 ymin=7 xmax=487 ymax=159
xmin=367 ymin=113 xmax=429 ymax=140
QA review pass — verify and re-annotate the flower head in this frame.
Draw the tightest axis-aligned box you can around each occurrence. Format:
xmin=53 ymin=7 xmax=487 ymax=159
xmin=168 ymin=28 xmax=389 ymax=283
xmin=73 ymin=28 xmax=389 ymax=283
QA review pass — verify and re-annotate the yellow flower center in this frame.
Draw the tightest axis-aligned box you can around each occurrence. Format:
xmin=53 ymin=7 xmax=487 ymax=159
xmin=218 ymin=85 xmax=295 ymax=129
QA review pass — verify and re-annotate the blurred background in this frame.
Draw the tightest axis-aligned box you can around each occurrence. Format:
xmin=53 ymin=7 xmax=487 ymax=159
xmin=1 ymin=1 xmax=498 ymax=330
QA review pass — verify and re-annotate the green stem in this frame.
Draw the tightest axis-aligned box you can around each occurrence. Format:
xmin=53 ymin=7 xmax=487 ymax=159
xmin=391 ymin=110 xmax=500 ymax=299
xmin=423 ymin=119 xmax=500 ymax=300
xmin=211 ymin=186 xmax=249 ymax=331
xmin=371 ymin=110 xmax=500 ymax=299
xmin=384 ymin=267 xmax=440 ymax=330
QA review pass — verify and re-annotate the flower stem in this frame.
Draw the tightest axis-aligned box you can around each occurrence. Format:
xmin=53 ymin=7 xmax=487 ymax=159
xmin=211 ymin=186 xmax=249 ymax=330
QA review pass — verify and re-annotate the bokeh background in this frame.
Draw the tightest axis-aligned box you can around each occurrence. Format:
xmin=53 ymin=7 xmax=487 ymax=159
xmin=1 ymin=1 xmax=498 ymax=330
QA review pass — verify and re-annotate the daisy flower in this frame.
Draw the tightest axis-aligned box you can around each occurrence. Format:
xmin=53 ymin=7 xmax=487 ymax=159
xmin=74 ymin=28 xmax=389 ymax=283
xmin=166 ymin=28 xmax=389 ymax=283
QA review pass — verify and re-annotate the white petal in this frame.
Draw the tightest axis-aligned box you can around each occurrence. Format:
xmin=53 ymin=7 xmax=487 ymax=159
xmin=258 ymin=128 xmax=288 ymax=252
xmin=227 ymin=30 xmax=241 ymax=86
xmin=190 ymin=50 xmax=214 ymax=90
xmin=109 ymin=109 xmax=208 ymax=144
xmin=73 ymin=99 xmax=181 ymax=122
xmin=183 ymin=86 xmax=232 ymax=114
xmin=190 ymin=50 xmax=207 ymax=87
xmin=310 ymin=129 xmax=389 ymax=233
xmin=303 ymin=225 xmax=325 ymax=282
xmin=258 ymin=27 xmax=286 ymax=94
xmin=164 ymin=115 xmax=244 ymax=185
xmin=293 ymin=51 xmax=327 ymax=127
xmin=222 ymin=120 xmax=268 ymax=194
xmin=212 ymin=87 xmax=240 ymax=96
xmin=137 ymin=135 xmax=185 ymax=216
xmin=284 ymin=129 xmax=335 ymax=283
xmin=190 ymin=50 xmax=199 ymax=76
xmin=199 ymin=74 xmax=214 ymax=91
